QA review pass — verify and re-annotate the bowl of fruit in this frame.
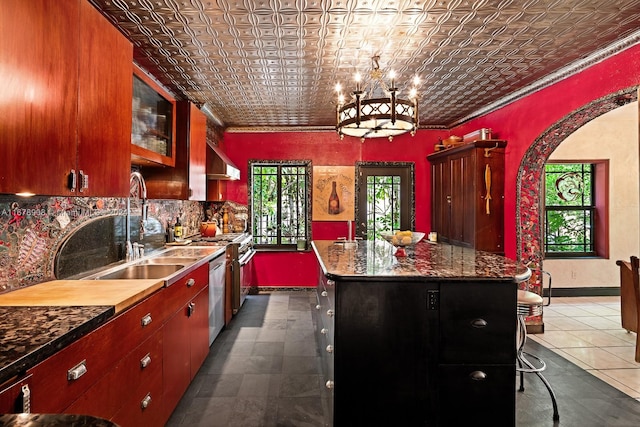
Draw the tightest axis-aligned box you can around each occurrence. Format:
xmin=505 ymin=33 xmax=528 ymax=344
xmin=380 ymin=231 xmax=426 ymax=247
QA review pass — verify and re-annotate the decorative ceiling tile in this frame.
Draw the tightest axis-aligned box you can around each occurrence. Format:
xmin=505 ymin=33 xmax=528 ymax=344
xmin=91 ymin=0 xmax=640 ymax=129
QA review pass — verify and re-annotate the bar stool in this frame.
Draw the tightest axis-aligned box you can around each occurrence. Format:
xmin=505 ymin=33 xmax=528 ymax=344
xmin=517 ymin=289 xmax=560 ymax=421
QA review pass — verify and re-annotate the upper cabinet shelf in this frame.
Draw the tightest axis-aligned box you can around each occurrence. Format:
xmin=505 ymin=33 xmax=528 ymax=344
xmin=131 ymin=64 xmax=176 ymax=167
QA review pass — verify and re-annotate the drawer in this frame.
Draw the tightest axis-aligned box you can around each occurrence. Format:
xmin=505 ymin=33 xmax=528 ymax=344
xmin=111 ymin=365 xmax=163 ymax=427
xmin=163 ymin=264 xmax=208 ymax=313
xmin=439 ymin=282 xmax=516 ymax=364
xmin=29 ymin=289 xmax=165 ymax=413
xmin=438 ymin=364 xmax=515 ymax=426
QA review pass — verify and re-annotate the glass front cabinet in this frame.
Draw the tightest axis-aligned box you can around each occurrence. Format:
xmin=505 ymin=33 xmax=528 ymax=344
xmin=131 ymin=64 xmax=176 ymax=167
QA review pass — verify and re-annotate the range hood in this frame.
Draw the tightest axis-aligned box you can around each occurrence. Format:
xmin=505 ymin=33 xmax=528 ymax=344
xmin=207 ymin=144 xmax=240 ymax=181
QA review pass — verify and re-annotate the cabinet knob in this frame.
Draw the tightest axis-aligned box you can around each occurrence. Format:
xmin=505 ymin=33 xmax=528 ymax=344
xmin=326 ymin=345 xmax=334 ymax=353
xmin=446 ymin=195 xmax=452 ymax=204
xmin=141 ymin=313 xmax=152 ymax=327
xmin=469 ymin=371 xmax=487 ymax=381
xmin=326 ymin=309 xmax=334 ymax=317
xmin=315 ymin=304 xmax=321 ymax=310
xmin=186 ymin=278 xmax=196 ymax=287
xmin=67 ymin=360 xmax=87 ymax=381
xmin=321 ymin=291 xmax=328 ymax=297
xmin=140 ymin=393 xmax=152 ymax=409
xmin=325 ymin=380 xmax=335 ymax=389
xmin=140 ymin=353 xmax=152 ymax=369
xmin=471 ymin=318 xmax=488 ymax=328
xmin=320 ymin=328 xmax=328 ymax=335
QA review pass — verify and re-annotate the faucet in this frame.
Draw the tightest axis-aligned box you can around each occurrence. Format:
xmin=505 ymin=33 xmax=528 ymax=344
xmin=129 ymin=171 xmax=148 ymax=236
xmin=127 ymin=171 xmax=148 ymax=256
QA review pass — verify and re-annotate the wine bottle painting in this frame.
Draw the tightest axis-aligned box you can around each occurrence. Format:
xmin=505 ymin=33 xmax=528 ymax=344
xmin=312 ymin=166 xmax=355 ymax=221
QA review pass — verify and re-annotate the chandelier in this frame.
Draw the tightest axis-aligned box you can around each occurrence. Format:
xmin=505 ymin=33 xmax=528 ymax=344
xmin=335 ymin=55 xmax=420 ymax=142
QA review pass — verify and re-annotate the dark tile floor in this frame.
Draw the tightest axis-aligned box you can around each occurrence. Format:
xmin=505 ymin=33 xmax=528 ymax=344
xmin=166 ymin=290 xmax=640 ymax=427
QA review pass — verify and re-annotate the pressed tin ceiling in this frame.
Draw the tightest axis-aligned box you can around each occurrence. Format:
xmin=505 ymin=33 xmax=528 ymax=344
xmin=89 ymin=0 xmax=640 ymax=131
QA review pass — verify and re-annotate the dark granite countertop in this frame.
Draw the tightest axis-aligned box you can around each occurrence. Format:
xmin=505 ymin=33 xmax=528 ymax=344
xmin=312 ymin=240 xmax=530 ymax=282
xmin=0 ymin=306 xmax=114 ymax=385
xmin=0 ymin=413 xmax=118 ymax=426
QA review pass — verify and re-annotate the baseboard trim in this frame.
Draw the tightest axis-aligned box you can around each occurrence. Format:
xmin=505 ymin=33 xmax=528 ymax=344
xmin=546 ymin=287 xmax=620 ymax=297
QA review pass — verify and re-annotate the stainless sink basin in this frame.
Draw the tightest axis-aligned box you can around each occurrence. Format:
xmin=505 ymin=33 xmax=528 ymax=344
xmin=138 ymin=257 xmax=199 ymax=265
xmin=95 ymin=264 xmax=184 ymax=280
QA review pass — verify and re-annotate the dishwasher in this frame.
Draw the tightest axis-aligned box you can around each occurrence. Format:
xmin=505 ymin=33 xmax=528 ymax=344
xmin=208 ymin=254 xmax=226 ymax=346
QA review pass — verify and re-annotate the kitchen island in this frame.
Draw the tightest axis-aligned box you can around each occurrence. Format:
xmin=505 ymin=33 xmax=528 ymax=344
xmin=312 ymin=239 xmax=530 ymax=427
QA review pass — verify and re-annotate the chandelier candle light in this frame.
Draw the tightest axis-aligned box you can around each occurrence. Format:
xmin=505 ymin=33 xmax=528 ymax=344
xmin=335 ymin=55 xmax=420 ymax=142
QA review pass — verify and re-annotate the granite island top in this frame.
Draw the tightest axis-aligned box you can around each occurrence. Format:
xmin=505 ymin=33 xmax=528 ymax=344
xmin=0 ymin=306 xmax=114 ymax=385
xmin=312 ymin=239 xmax=530 ymax=282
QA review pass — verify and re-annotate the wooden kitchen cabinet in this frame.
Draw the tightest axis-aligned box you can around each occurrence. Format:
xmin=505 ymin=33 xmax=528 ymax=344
xmin=437 ymin=281 xmax=517 ymax=425
xmin=130 ymin=64 xmax=177 ymax=168
xmin=427 ymin=140 xmax=507 ymax=253
xmin=162 ymin=265 xmax=210 ymax=420
xmin=314 ymin=271 xmax=517 ymax=426
xmin=27 ymin=283 xmax=165 ymax=416
xmin=143 ymin=101 xmax=207 ymax=200
xmin=0 ymin=0 xmax=132 ymax=197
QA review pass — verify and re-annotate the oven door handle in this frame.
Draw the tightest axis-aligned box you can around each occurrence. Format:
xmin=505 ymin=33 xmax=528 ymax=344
xmin=239 ymin=249 xmax=256 ymax=266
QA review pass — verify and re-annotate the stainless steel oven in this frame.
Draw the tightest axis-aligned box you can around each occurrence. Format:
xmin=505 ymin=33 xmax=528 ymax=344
xmin=231 ymin=234 xmax=255 ymax=315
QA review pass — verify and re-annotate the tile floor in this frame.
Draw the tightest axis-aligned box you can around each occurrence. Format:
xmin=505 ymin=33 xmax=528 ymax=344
xmin=529 ymin=296 xmax=640 ymax=400
xmin=167 ymin=291 xmax=640 ymax=426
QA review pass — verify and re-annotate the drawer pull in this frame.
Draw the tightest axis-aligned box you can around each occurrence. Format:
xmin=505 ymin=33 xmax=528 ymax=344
xmin=471 ymin=318 xmax=488 ymax=328
xmin=320 ymin=328 xmax=328 ymax=335
xmin=67 ymin=360 xmax=87 ymax=381
xmin=140 ymin=353 xmax=152 ymax=369
xmin=186 ymin=278 xmax=196 ymax=287
xmin=141 ymin=393 xmax=152 ymax=409
xmin=141 ymin=313 xmax=152 ymax=327
xmin=326 ymin=279 xmax=335 ymax=286
xmin=326 ymin=344 xmax=334 ymax=353
xmin=321 ymin=291 xmax=328 ymax=297
xmin=326 ymin=309 xmax=334 ymax=317
xmin=325 ymin=380 xmax=334 ymax=389
xmin=470 ymin=371 xmax=487 ymax=381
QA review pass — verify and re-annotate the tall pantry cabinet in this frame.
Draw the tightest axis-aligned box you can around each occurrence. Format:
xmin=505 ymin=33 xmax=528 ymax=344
xmin=427 ymin=140 xmax=507 ymax=254
xmin=0 ymin=0 xmax=132 ymax=197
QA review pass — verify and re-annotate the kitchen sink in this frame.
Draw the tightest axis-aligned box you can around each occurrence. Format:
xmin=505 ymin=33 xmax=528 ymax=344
xmin=95 ymin=264 xmax=185 ymax=280
xmin=138 ymin=257 xmax=199 ymax=265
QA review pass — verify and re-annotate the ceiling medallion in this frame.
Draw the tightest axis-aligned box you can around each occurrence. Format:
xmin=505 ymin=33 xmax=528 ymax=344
xmin=335 ymin=55 xmax=420 ymax=142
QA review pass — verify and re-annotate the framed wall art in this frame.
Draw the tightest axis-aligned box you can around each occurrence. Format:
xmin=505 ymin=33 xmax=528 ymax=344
xmin=312 ymin=166 xmax=355 ymax=221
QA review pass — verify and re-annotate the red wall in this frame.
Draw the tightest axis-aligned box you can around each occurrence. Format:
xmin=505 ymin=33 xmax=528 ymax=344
xmin=451 ymin=44 xmax=640 ymax=257
xmin=223 ymin=43 xmax=640 ymax=286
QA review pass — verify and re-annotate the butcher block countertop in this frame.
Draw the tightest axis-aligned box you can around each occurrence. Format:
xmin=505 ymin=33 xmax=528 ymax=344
xmin=0 ymin=279 xmax=164 ymax=314
xmin=0 ymin=278 xmax=165 ymax=385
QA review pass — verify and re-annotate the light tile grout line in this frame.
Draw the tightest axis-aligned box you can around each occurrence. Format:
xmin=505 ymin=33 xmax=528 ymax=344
xmin=534 ymin=296 xmax=640 ymax=401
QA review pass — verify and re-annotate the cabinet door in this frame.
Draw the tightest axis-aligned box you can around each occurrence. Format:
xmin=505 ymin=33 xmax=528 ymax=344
xmin=430 ymin=158 xmax=450 ymax=241
xmin=162 ymin=305 xmax=191 ymax=420
xmin=449 ymin=150 xmax=475 ymax=247
xmin=190 ymin=286 xmax=210 ymax=379
xmin=76 ymin=0 xmax=132 ymax=197
xmin=0 ymin=0 xmax=79 ymax=195
xmin=0 ymin=375 xmax=32 ymax=414
xmin=187 ymin=104 xmax=207 ymax=201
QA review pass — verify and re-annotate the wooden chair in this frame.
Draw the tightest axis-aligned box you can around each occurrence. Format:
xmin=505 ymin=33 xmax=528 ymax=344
xmin=616 ymin=256 xmax=640 ymax=363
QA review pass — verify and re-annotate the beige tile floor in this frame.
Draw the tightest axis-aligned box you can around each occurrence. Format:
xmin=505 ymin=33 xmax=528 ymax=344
xmin=529 ymin=296 xmax=640 ymax=401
